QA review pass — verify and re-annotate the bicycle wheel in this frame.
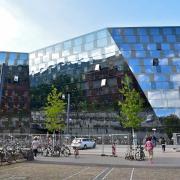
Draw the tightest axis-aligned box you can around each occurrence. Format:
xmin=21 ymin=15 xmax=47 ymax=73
xmin=140 ymin=151 xmax=145 ymax=160
xmin=63 ymin=150 xmax=69 ymax=157
xmin=135 ymin=151 xmax=141 ymax=161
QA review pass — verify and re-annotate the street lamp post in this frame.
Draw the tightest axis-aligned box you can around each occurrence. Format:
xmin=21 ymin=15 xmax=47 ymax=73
xmin=62 ymin=93 xmax=70 ymax=135
xmin=66 ymin=93 xmax=70 ymax=135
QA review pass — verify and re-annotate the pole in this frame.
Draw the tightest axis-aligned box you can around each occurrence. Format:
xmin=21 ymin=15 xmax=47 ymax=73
xmin=66 ymin=93 xmax=70 ymax=135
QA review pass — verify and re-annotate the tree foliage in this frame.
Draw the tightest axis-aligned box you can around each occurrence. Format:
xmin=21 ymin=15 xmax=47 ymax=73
xmin=118 ymin=75 xmax=144 ymax=129
xmin=44 ymin=86 xmax=66 ymax=132
xmin=161 ymin=114 xmax=180 ymax=139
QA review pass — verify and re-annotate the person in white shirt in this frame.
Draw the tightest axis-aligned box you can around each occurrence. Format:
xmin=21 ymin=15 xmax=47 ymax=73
xmin=32 ymin=137 xmax=40 ymax=157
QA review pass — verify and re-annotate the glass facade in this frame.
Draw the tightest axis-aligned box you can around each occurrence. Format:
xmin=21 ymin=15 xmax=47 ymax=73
xmin=0 ymin=51 xmax=30 ymax=133
xmin=110 ymin=27 xmax=180 ymax=118
xmin=29 ymin=26 xmax=180 ymax=119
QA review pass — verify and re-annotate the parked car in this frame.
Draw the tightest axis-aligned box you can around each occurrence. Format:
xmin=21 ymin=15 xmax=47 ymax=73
xmin=71 ymin=138 xmax=96 ymax=149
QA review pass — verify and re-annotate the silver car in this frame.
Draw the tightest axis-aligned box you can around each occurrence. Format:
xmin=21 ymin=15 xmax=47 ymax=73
xmin=71 ymin=138 xmax=96 ymax=149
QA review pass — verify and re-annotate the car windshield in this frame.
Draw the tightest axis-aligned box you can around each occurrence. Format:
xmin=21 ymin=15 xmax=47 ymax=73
xmin=72 ymin=138 xmax=82 ymax=143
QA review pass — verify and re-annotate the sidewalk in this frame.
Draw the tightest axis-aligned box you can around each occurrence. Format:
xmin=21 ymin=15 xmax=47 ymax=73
xmin=34 ymin=145 xmax=180 ymax=168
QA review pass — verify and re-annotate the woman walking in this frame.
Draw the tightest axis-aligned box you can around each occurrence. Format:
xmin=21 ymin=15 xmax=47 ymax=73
xmin=145 ymin=136 xmax=154 ymax=164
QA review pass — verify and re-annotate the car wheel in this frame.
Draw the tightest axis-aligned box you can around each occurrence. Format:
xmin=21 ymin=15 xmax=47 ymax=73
xmin=84 ymin=144 xmax=87 ymax=149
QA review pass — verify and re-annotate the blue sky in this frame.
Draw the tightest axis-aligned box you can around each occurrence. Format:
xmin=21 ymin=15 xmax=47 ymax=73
xmin=0 ymin=0 xmax=180 ymax=52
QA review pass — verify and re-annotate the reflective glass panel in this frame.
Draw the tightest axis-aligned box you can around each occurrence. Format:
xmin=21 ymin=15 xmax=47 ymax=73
xmin=148 ymin=91 xmax=163 ymax=100
xmin=133 ymin=44 xmax=144 ymax=50
xmin=74 ymin=37 xmax=82 ymax=46
xmin=176 ymin=28 xmax=180 ymax=34
xmin=172 ymin=58 xmax=180 ymax=65
xmin=73 ymin=46 xmax=81 ymax=54
xmin=137 ymin=28 xmax=147 ymax=35
xmin=167 ymin=35 xmax=176 ymax=42
xmin=136 ymin=51 xmax=146 ymax=58
xmin=176 ymin=65 xmax=180 ymax=73
xmin=124 ymin=28 xmax=134 ymax=35
xmin=159 ymin=58 xmax=168 ymax=65
xmin=111 ymin=28 xmax=120 ymax=35
xmin=121 ymin=51 xmax=131 ymax=58
xmin=137 ymin=74 xmax=150 ymax=81
xmin=97 ymin=29 xmax=107 ymax=39
xmin=150 ymin=51 xmax=160 ymax=58
xmin=113 ymin=36 xmax=124 ymax=43
xmin=64 ymin=41 xmax=71 ymax=49
xmin=173 ymin=81 xmax=180 ymax=89
xmin=125 ymin=36 xmax=136 ymax=43
xmin=62 ymin=50 xmax=70 ymax=57
xmin=143 ymin=58 xmax=152 ymax=65
xmin=9 ymin=53 xmax=16 ymax=65
xmin=20 ymin=53 xmax=28 ymax=59
xmin=168 ymin=100 xmax=180 ymax=107
xmin=46 ymin=47 xmax=53 ymax=54
xmin=144 ymin=66 xmax=155 ymax=73
xmin=149 ymin=99 xmax=167 ymax=107
xmin=84 ymin=42 xmax=94 ymax=51
xmin=163 ymin=28 xmax=172 ymax=35
xmin=97 ymin=38 xmax=107 ymax=47
xmin=128 ymin=59 xmax=140 ymax=65
xmin=161 ymin=43 xmax=170 ymax=50
xmin=163 ymin=50 xmax=174 ymax=58
xmin=154 ymin=74 xmax=168 ymax=81
xmin=154 ymin=108 xmax=175 ymax=116
xmin=139 ymin=82 xmax=151 ymax=90
xmin=120 ymin=44 xmax=131 ymax=51
xmin=165 ymin=90 xmax=179 ymax=99
xmin=17 ymin=59 xmax=25 ymax=65
xmin=161 ymin=66 xmax=171 ymax=73
xmin=129 ymin=65 xmax=141 ymax=73
xmin=54 ymin=44 xmax=62 ymax=52
xmin=150 ymin=28 xmax=159 ymax=35
xmin=147 ymin=44 xmax=156 ymax=50
xmin=85 ymin=33 xmax=95 ymax=43
xmin=174 ymin=43 xmax=180 ymax=50
xmin=140 ymin=36 xmax=149 ymax=43
xmin=156 ymin=82 xmax=169 ymax=89
xmin=153 ymin=36 xmax=163 ymax=43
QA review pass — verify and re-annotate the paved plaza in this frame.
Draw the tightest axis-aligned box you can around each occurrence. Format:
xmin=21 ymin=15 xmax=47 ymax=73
xmin=1 ymin=145 xmax=180 ymax=179
xmin=0 ymin=162 xmax=180 ymax=180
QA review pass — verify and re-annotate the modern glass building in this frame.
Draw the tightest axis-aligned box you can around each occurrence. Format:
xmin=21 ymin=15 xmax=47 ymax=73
xmin=29 ymin=27 xmax=180 ymax=120
xmin=1 ymin=26 xmax=180 ymax=134
xmin=0 ymin=51 xmax=30 ymax=133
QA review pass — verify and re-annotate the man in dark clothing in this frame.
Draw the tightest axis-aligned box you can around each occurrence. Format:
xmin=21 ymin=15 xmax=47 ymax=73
xmin=161 ymin=137 xmax=166 ymax=152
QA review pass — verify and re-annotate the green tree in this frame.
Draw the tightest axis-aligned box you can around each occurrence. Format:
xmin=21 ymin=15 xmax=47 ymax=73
xmin=162 ymin=114 xmax=180 ymax=139
xmin=118 ymin=75 xmax=144 ymax=144
xmin=44 ymin=86 xmax=66 ymax=133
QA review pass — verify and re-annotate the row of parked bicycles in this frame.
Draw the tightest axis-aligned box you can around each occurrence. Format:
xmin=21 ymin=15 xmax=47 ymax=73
xmin=0 ymin=137 xmax=72 ymax=165
xmin=125 ymin=145 xmax=145 ymax=161
xmin=0 ymin=138 xmax=33 ymax=165
xmin=39 ymin=144 xmax=71 ymax=157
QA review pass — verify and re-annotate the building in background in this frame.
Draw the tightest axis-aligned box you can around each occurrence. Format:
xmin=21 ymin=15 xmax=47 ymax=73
xmin=1 ymin=26 xmax=180 ymax=134
xmin=29 ymin=27 xmax=180 ymax=134
xmin=0 ymin=52 xmax=30 ymax=133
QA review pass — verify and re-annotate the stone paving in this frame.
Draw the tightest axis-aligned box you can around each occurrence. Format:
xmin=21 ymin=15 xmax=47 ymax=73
xmin=1 ymin=162 xmax=180 ymax=180
xmin=0 ymin=145 xmax=180 ymax=179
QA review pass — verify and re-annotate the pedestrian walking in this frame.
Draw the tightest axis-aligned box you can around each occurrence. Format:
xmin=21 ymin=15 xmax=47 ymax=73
xmin=74 ymin=147 xmax=79 ymax=158
xmin=32 ymin=136 xmax=40 ymax=157
xmin=161 ymin=137 xmax=166 ymax=152
xmin=112 ymin=143 xmax=116 ymax=157
xmin=144 ymin=136 xmax=154 ymax=164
